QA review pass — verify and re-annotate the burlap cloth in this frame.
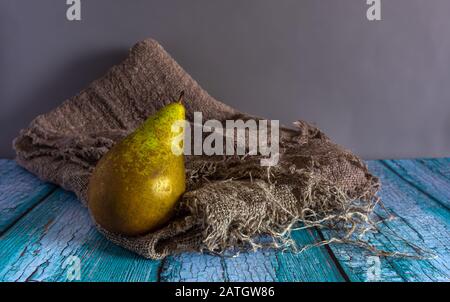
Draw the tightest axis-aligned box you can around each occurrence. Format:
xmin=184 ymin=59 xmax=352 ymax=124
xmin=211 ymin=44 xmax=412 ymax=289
xmin=13 ymin=39 xmax=381 ymax=259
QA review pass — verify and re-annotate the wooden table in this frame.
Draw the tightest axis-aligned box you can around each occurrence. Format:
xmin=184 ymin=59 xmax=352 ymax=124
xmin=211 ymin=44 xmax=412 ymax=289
xmin=0 ymin=158 xmax=449 ymax=282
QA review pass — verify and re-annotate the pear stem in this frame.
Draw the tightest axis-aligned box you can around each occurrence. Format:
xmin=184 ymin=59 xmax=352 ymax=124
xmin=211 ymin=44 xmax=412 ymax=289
xmin=177 ymin=91 xmax=185 ymax=104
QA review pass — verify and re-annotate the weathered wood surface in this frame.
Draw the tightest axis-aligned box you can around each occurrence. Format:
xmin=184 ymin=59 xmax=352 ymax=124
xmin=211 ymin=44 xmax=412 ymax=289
xmin=382 ymin=158 xmax=450 ymax=209
xmin=325 ymin=160 xmax=450 ymax=282
xmin=0 ymin=189 xmax=161 ymax=281
xmin=0 ymin=189 xmax=344 ymax=282
xmin=0 ymin=158 xmax=449 ymax=282
xmin=0 ymin=159 xmax=56 ymax=233
xmin=160 ymin=229 xmax=345 ymax=282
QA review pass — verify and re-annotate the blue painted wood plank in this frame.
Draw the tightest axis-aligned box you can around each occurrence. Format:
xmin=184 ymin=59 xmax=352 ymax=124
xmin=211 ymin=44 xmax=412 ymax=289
xmin=419 ymin=158 xmax=450 ymax=181
xmin=382 ymin=158 xmax=450 ymax=209
xmin=324 ymin=160 xmax=450 ymax=282
xmin=0 ymin=189 xmax=161 ymax=282
xmin=160 ymin=253 xmax=227 ymax=282
xmin=161 ymin=229 xmax=345 ymax=282
xmin=2 ymin=158 xmax=449 ymax=282
xmin=223 ymin=229 xmax=345 ymax=282
xmin=0 ymin=159 xmax=56 ymax=233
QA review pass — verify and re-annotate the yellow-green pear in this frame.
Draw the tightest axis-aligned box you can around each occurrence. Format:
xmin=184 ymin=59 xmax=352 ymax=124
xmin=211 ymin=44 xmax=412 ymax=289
xmin=88 ymin=93 xmax=186 ymax=236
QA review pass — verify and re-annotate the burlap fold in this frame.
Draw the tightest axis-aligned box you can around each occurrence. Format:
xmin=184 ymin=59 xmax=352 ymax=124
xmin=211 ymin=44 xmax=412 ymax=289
xmin=14 ymin=39 xmax=380 ymax=259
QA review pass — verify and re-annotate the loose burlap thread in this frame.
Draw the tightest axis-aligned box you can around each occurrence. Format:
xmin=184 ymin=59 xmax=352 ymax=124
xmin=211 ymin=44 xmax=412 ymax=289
xmin=14 ymin=39 xmax=385 ymax=259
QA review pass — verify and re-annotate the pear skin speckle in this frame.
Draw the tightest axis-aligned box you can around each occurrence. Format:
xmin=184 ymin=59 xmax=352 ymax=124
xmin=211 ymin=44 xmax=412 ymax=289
xmin=88 ymin=100 xmax=186 ymax=236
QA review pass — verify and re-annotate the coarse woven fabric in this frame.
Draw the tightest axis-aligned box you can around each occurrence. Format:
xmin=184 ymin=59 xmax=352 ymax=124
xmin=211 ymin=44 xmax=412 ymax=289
xmin=13 ymin=39 xmax=380 ymax=259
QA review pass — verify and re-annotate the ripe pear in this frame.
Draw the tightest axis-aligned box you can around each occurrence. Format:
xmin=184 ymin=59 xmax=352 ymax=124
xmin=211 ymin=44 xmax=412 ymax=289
xmin=88 ymin=94 xmax=186 ymax=236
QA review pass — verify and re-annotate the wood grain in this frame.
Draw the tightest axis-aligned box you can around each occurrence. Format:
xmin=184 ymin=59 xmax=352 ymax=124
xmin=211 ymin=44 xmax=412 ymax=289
xmin=324 ymin=160 xmax=450 ymax=282
xmin=0 ymin=159 xmax=56 ymax=233
xmin=383 ymin=159 xmax=450 ymax=209
xmin=418 ymin=158 xmax=450 ymax=181
xmin=161 ymin=230 xmax=346 ymax=282
xmin=160 ymin=253 xmax=227 ymax=282
xmin=0 ymin=189 xmax=161 ymax=282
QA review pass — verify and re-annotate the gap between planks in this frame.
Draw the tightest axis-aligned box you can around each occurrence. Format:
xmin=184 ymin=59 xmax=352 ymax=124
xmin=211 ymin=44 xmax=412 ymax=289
xmin=0 ymin=187 xmax=58 ymax=238
xmin=380 ymin=160 xmax=450 ymax=211
xmin=315 ymin=228 xmax=351 ymax=282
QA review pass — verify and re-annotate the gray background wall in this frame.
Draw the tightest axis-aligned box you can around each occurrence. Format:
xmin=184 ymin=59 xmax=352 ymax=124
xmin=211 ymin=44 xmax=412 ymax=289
xmin=1 ymin=0 xmax=449 ymax=159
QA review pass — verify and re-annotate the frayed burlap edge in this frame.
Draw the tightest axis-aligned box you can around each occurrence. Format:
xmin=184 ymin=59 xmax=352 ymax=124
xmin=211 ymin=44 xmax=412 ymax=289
xmin=95 ymin=149 xmax=434 ymax=260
